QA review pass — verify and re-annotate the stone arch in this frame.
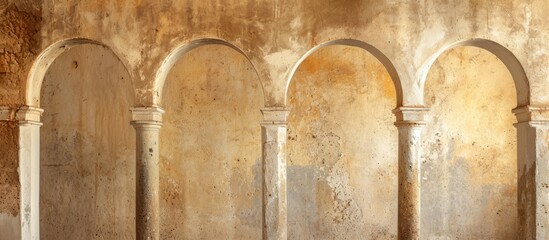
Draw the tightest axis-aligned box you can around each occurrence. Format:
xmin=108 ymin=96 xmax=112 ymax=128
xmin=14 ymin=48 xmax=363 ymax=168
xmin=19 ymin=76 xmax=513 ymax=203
xmin=26 ymin=38 xmax=134 ymax=107
xmin=153 ymin=38 xmax=264 ymax=106
xmin=285 ymin=42 xmax=401 ymax=239
xmin=285 ymin=39 xmax=404 ymax=106
xmin=420 ymin=39 xmax=530 ymax=238
xmin=20 ymin=38 xmax=136 ymax=239
xmin=156 ymin=39 xmax=264 ymax=239
xmin=419 ymin=38 xmax=530 ymax=106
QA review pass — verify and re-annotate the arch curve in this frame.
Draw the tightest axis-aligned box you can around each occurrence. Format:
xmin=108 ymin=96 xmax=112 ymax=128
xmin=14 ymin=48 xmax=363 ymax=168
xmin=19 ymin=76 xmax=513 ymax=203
xmin=419 ymin=38 xmax=530 ymax=106
xmin=153 ymin=38 xmax=264 ymax=106
xmin=26 ymin=38 xmax=134 ymax=107
xmin=285 ymin=39 xmax=404 ymax=106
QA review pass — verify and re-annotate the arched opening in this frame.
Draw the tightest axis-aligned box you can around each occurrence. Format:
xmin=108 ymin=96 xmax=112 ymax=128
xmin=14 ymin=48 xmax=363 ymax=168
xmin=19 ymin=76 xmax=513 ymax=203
xmin=422 ymin=43 xmax=526 ymax=238
xmin=158 ymin=42 xmax=264 ymax=239
xmin=286 ymin=42 xmax=400 ymax=239
xmin=38 ymin=43 xmax=135 ymax=239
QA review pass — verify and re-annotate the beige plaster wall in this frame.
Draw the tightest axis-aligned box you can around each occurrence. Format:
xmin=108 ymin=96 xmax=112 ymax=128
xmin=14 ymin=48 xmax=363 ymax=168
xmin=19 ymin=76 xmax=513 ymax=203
xmin=2 ymin=0 xmax=549 ymax=239
xmin=422 ymin=46 xmax=517 ymax=239
xmin=159 ymin=45 xmax=263 ymax=239
xmin=287 ymin=45 xmax=398 ymax=239
xmin=39 ymin=45 xmax=135 ymax=239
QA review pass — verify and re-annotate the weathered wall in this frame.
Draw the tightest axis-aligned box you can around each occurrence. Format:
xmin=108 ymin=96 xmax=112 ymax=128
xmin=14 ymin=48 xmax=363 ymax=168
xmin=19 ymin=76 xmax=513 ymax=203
xmin=39 ymin=45 xmax=135 ymax=239
xmin=3 ymin=0 xmax=549 ymax=239
xmin=159 ymin=45 xmax=263 ymax=239
xmin=0 ymin=122 xmax=20 ymax=239
xmin=0 ymin=2 xmax=40 ymax=235
xmin=422 ymin=46 xmax=517 ymax=239
xmin=287 ymin=45 xmax=398 ymax=239
xmin=20 ymin=0 xmax=546 ymax=107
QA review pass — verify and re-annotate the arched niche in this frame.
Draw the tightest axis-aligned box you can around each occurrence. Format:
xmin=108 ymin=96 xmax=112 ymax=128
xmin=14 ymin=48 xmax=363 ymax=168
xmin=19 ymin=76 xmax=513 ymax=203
xmin=286 ymin=42 xmax=400 ymax=239
xmin=421 ymin=42 xmax=526 ymax=239
xmin=285 ymin=39 xmax=403 ymax=106
xmin=27 ymin=38 xmax=133 ymax=107
xmin=38 ymin=42 xmax=135 ymax=239
xmin=419 ymin=38 xmax=529 ymax=107
xmin=158 ymin=42 xmax=264 ymax=239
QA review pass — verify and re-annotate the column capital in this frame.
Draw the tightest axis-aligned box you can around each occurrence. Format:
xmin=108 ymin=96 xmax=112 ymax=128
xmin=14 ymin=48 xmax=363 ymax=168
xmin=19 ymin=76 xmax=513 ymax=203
xmin=17 ymin=106 xmax=44 ymax=125
xmin=131 ymin=107 xmax=165 ymax=127
xmin=393 ymin=106 xmax=428 ymax=127
xmin=260 ymin=107 xmax=290 ymax=126
xmin=0 ymin=106 xmax=11 ymax=121
xmin=0 ymin=106 xmax=43 ymax=125
xmin=513 ymin=105 xmax=549 ymax=125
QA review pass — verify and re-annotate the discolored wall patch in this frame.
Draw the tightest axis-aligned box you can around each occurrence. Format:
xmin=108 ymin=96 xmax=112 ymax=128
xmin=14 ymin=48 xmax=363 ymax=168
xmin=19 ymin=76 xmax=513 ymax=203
xmin=422 ymin=46 xmax=518 ymax=239
xmin=40 ymin=45 xmax=135 ymax=240
xmin=287 ymin=45 xmax=398 ymax=240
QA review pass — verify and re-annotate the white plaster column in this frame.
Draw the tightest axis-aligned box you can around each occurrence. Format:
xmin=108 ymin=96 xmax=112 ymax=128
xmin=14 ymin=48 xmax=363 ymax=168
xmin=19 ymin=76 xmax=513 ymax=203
xmin=513 ymin=106 xmax=549 ymax=240
xmin=393 ymin=107 xmax=428 ymax=240
xmin=131 ymin=107 xmax=164 ymax=240
xmin=260 ymin=107 xmax=289 ymax=240
xmin=16 ymin=106 xmax=43 ymax=240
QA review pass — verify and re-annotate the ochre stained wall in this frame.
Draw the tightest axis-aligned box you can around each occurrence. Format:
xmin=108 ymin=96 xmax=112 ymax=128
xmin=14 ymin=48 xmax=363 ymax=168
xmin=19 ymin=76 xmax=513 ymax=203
xmin=422 ymin=46 xmax=518 ymax=239
xmin=159 ymin=45 xmax=263 ymax=239
xmin=1 ymin=43 xmax=523 ymax=240
xmin=40 ymin=45 xmax=135 ymax=239
xmin=3 ymin=1 xmax=549 ymax=239
xmin=287 ymin=45 xmax=398 ymax=239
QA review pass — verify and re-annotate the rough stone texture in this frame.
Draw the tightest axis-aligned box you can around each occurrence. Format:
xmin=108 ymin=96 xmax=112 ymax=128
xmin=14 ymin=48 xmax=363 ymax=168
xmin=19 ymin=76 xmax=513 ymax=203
xmin=0 ymin=121 xmax=19 ymax=215
xmin=159 ymin=45 xmax=263 ymax=239
xmin=422 ymin=47 xmax=517 ymax=239
xmin=0 ymin=5 xmax=40 ymax=234
xmin=0 ymin=1 xmax=40 ymax=105
xmin=287 ymin=45 xmax=398 ymax=239
xmin=0 ymin=121 xmax=20 ymax=239
xmin=39 ymin=45 xmax=135 ymax=239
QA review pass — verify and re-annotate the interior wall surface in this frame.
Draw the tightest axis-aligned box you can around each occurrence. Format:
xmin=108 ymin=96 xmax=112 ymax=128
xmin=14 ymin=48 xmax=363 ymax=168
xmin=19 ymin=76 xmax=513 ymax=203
xmin=39 ymin=45 xmax=135 ymax=240
xmin=422 ymin=46 xmax=518 ymax=239
xmin=287 ymin=45 xmax=398 ymax=240
xmin=3 ymin=0 xmax=549 ymax=239
xmin=159 ymin=45 xmax=263 ymax=240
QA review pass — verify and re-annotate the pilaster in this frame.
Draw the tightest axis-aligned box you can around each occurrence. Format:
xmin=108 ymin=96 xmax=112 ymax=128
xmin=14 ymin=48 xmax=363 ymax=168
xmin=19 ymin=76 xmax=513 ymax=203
xmin=131 ymin=107 xmax=164 ymax=240
xmin=393 ymin=107 xmax=428 ymax=240
xmin=513 ymin=105 xmax=549 ymax=240
xmin=260 ymin=107 xmax=289 ymax=240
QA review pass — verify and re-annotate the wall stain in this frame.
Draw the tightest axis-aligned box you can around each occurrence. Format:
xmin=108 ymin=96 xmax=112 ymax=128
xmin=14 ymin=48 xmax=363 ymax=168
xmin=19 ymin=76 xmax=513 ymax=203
xmin=422 ymin=46 xmax=517 ymax=239
xmin=287 ymin=45 xmax=398 ymax=239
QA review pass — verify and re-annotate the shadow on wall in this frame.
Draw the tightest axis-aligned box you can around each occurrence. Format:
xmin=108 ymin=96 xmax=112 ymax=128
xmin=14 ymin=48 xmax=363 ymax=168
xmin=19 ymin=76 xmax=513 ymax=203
xmin=39 ymin=44 xmax=135 ymax=239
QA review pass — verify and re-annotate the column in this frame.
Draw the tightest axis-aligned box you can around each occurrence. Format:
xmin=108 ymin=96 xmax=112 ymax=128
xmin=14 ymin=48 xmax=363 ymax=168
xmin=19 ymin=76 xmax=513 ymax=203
xmin=260 ymin=107 xmax=289 ymax=240
xmin=131 ymin=107 xmax=164 ymax=240
xmin=393 ymin=107 xmax=428 ymax=240
xmin=17 ymin=106 xmax=43 ymax=240
xmin=513 ymin=106 xmax=549 ymax=240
